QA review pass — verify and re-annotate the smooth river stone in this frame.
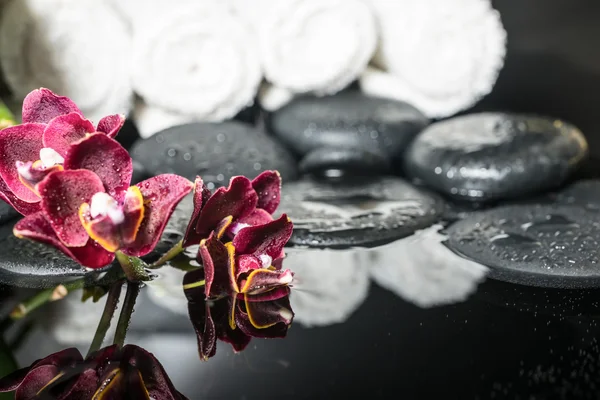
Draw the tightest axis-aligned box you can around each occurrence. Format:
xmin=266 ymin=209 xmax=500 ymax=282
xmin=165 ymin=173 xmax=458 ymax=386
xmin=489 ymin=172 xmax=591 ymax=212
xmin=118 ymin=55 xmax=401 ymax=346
xmin=268 ymin=92 xmax=428 ymax=175
xmin=553 ymin=180 xmax=600 ymax=211
xmin=131 ymin=122 xmax=298 ymax=188
xmin=0 ymin=201 xmax=19 ymax=225
xmin=0 ymin=223 xmax=113 ymax=288
xmin=404 ymin=113 xmax=589 ymax=201
xmin=276 ymin=177 xmax=444 ymax=248
xmin=445 ymin=204 xmax=600 ymax=289
xmin=299 ymin=147 xmax=391 ymax=177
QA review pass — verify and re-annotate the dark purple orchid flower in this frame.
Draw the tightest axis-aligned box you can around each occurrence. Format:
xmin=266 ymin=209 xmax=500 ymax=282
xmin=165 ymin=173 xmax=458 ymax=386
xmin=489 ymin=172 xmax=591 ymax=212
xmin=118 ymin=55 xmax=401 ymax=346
xmin=198 ymin=214 xmax=294 ymax=297
xmin=0 ymin=345 xmax=187 ymax=400
xmin=0 ymin=88 xmax=125 ymax=215
xmin=182 ymin=170 xmax=282 ymax=247
xmin=184 ymin=269 xmax=293 ymax=361
xmin=12 ymin=132 xmax=193 ymax=269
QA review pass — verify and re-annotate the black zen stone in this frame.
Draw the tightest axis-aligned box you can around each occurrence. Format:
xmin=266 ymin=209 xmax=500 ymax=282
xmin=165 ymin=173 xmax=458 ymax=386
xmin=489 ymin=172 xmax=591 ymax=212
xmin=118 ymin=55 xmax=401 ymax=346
xmin=276 ymin=177 xmax=444 ymax=249
xmin=299 ymin=147 xmax=391 ymax=177
xmin=131 ymin=160 xmax=150 ymax=185
xmin=267 ymin=91 xmax=428 ymax=175
xmin=0 ymin=201 xmax=19 ymax=225
xmin=131 ymin=122 xmax=298 ymax=188
xmin=404 ymin=113 xmax=588 ymax=202
xmin=553 ymin=179 xmax=600 ymax=211
xmin=0 ymin=223 xmax=113 ymax=288
xmin=445 ymin=204 xmax=600 ymax=289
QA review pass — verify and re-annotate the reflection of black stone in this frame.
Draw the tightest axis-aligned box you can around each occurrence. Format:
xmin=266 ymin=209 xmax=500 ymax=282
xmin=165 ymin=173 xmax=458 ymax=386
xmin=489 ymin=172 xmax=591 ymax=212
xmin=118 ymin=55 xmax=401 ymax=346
xmin=0 ymin=201 xmax=19 ymax=225
xmin=131 ymin=122 xmax=298 ymax=188
xmin=299 ymin=147 xmax=390 ymax=178
xmin=446 ymin=204 xmax=600 ymax=288
xmin=404 ymin=113 xmax=588 ymax=202
xmin=552 ymin=179 xmax=600 ymax=211
xmin=267 ymin=91 xmax=428 ymax=176
xmin=0 ymin=224 xmax=112 ymax=288
xmin=277 ymin=177 xmax=444 ymax=248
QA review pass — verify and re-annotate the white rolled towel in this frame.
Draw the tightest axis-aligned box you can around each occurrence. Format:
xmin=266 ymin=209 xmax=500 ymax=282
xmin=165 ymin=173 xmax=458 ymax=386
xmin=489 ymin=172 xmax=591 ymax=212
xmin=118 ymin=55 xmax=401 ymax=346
xmin=237 ymin=0 xmax=376 ymax=110
xmin=132 ymin=99 xmax=195 ymax=139
xmin=0 ymin=0 xmax=133 ymax=122
xmin=129 ymin=1 xmax=262 ymax=124
xmin=361 ymin=0 xmax=507 ymax=118
xmin=369 ymin=225 xmax=489 ymax=308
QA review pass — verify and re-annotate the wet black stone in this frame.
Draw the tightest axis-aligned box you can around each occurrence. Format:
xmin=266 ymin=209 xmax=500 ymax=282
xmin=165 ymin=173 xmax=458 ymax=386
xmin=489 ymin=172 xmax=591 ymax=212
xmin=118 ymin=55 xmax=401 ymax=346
xmin=131 ymin=122 xmax=298 ymax=188
xmin=276 ymin=177 xmax=444 ymax=248
xmin=299 ymin=147 xmax=390 ymax=178
xmin=0 ymin=201 xmax=19 ymax=225
xmin=267 ymin=92 xmax=428 ymax=174
xmin=553 ymin=179 xmax=600 ymax=211
xmin=404 ymin=113 xmax=589 ymax=202
xmin=445 ymin=204 xmax=600 ymax=289
xmin=0 ymin=223 xmax=113 ymax=288
xmin=115 ymin=118 xmax=141 ymax=151
xmin=131 ymin=160 xmax=150 ymax=184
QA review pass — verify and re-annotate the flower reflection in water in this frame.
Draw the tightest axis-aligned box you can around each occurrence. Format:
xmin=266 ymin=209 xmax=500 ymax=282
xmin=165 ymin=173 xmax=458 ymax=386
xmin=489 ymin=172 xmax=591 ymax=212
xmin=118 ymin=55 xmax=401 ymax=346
xmin=0 ymin=345 xmax=186 ymax=400
xmin=183 ymin=269 xmax=294 ymax=361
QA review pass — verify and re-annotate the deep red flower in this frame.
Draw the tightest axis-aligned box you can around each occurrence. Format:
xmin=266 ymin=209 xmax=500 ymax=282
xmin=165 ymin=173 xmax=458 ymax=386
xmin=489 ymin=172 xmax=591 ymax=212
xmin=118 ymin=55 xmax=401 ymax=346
xmin=182 ymin=170 xmax=282 ymax=247
xmin=0 ymin=88 xmax=125 ymax=215
xmin=12 ymin=133 xmax=193 ymax=269
xmin=0 ymin=345 xmax=187 ymax=400
xmin=184 ymin=269 xmax=293 ymax=361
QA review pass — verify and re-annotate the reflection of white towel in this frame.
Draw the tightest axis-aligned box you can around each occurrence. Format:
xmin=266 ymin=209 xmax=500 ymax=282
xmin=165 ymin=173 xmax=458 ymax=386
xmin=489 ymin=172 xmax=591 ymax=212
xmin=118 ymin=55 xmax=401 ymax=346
xmin=361 ymin=0 xmax=506 ymax=118
xmin=129 ymin=2 xmax=262 ymax=123
xmin=0 ymin=0 xmax=133 ymax=122
xmin=369 ymin=225 xmax=488 ymax=308
xmin=287 ymin=248 xmax=370 ymax=328
xmin=237 ymin=0 xmax=377 ymax=110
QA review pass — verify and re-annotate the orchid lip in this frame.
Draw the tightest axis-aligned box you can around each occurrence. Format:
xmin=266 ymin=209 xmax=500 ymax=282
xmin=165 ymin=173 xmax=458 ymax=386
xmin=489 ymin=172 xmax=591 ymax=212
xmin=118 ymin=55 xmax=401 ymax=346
xmin=15 ymin=161 xmax=35 ymax=181
xmin=259 ymin=254 xmax=272 ymax=268
xmin=39 ymin=148 xmax=64 ymax=168
xmin=90 ymin=192 xmax=124 ymax=224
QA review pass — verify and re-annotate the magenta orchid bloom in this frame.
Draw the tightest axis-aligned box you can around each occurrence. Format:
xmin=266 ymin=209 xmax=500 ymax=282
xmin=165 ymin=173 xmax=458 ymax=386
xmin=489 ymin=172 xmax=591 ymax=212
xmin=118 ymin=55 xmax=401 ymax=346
xmin=184 ymin=270 xmax=293 ymax=361
xmin=13 ymin=133 xmax=193 ymax=269
xmin=0 ymin=345 xmax=187 ymax=400
xmin=183 ymin=170 xmax=282 ymax=247
xmin=198 ymin=214 xmax=294 ymax=297
xmin=0 ymin=88 xmax=125 ymax=215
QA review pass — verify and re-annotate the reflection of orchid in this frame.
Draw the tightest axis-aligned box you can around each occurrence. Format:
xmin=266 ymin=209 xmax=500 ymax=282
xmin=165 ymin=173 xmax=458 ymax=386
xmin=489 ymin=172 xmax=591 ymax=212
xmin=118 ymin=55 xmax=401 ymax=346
xmin=184 ymin=269 xmax=294 ymax=361
xmin=0 ymin=88 xmax=124 ymax=215
xmin=0 ymin=345 xmax=187 ymax=399
xmin=183 ymin=170 xmax=282 ymax=247
xmin=199 ymin=214 xmax=294 ymax=297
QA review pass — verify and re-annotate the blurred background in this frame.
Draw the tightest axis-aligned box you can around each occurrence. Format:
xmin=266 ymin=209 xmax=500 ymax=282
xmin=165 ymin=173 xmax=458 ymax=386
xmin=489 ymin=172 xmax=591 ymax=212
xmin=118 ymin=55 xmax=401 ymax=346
xmin=0 ymin=0 xmax=598 ymax=181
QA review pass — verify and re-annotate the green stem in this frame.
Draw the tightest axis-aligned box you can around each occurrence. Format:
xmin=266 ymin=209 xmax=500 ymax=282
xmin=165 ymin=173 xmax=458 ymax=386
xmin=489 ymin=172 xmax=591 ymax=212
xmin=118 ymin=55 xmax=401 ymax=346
xmin=113 ymin=281 xmax=140 ymax=348
xmin=86 ymin=281 xmax=123 ymax=357
xmin=10 ymin=279 xmax=85 ymax=320
xmin=149 ymin=240 xmax=184 ymax=269
xmin=115 ymin=251 xmax=150 ymax=282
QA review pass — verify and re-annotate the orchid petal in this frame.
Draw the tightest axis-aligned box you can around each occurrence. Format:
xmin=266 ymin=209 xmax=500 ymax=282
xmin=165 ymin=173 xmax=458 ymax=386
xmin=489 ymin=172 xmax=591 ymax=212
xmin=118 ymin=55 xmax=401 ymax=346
xmin=17 ymin=161 xmax=62 ymax=194
xmin=232 ymin=214 xmax=293 ymax=259
xmin=182 ymin=177 xmax=212 ymax=248
xmin=14 ymin=212 xmax=115 ymax=269
xmin=96 ymin=114 xmax=125 ymax=138
xmin=241 ymin=285 xmax=291 ymax=302
xmin=195 ymin=176 xmax=257 ymax=239
xmin=31 ymin=348 xmax=83 ymax=369
xmin=0 ymin=179 xmax=40 ymax=215
xmin=22 ymin=88 xmax=82 ymax=124
xmin=251 ymin=170 xmax=281 ymax=214
xmin=64 ymin=134 xmax=132 ymax=200
xmin=38 ymin=170 xmax=105 ymax=247
xmin=79 ymin=203 xmax=120 ymax=252
xmin=213 ymin=297 xmax=252 ymax=353
xmin=184 ymin=271 xmax=218 ymax=362
xmin=226 ymin=208 xmax=273 ymax=239
xmin=198 ymin=233 xmax=233 ymax=297
xmin=121 ymin=345 xmax=182 ymax=399
xmin=0 ymin=367 xmax=31 ymax=393
xmin=121 ymin=186 xmax=145 ymax=245
xmin=14 ymin=365 xmax=59 ymax=400
xmin=42 ymin=113 xmax=95 ymax=157
xmin=235 ymin=292 xmax=293 ymax=337
xmin=0 ymin=123 xmax=45 ymax=203
xmin=238 ymin=268 xmax=294 ymax=295
xmin=121 ymin=175 xmax=192 ymax=257
xmin=56 ymin=368 xmax=97 ymax=400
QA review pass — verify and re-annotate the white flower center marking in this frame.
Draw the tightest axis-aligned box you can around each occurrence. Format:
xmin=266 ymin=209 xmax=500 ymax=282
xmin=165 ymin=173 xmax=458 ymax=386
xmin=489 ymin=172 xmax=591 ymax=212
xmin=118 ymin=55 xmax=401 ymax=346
xmin=39 ymin=148 xmax=64 ymax=168
xmin=230 ymin=222 xmax=251 ymax=235
xmin=15 ymin=161 xmax=34 ymax=180
xmin=259 ymin=254 xmax=272 ymax=268
xmin=90 ymin=192 xmax=124 ymax=224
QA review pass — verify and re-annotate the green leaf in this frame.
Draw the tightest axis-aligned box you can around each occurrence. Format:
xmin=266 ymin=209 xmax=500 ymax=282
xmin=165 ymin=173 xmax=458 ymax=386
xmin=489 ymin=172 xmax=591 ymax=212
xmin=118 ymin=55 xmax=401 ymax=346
xmin=0 ymin=99 xmax=16 ymax=129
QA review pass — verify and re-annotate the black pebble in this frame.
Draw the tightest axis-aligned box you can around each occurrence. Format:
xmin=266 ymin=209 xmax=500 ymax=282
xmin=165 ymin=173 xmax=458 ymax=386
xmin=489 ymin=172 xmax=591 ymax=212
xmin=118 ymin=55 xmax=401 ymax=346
xmin=276 ymin=176 xmax=444 ymax=249
xmin=268 ymin=91 xmax=428 ymax=176
xmin=445 ymin=204 xmax=600 ymax=289
xmin=0 ymin=201 xmax=19 ymax=225
xmin=130 ymin=121 xmax=298 ymax=188
xmin=404 ymin=113 xmax=588 ymax=202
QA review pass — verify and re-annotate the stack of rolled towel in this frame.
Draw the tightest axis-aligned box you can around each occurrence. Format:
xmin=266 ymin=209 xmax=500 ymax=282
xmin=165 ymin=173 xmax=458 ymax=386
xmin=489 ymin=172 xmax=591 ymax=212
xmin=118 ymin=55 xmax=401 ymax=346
xmin=0 ymin=0 xmax=507 ymax=138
